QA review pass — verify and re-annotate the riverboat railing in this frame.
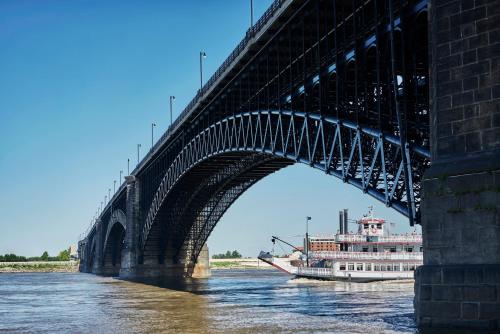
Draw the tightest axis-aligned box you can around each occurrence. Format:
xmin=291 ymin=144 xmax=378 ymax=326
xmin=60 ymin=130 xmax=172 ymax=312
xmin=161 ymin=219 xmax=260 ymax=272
xmin=336 ymin=235 xmax=366 ymax=242
xmin=335 ymin=234 xmax=422 ymax=243
xmin=296 ymin=267 xmax=334 ymax=277
xmin=378 ymin=235 xmax=422 ymax=243
xmin=309 ymin=251 xmax=423 ymax=261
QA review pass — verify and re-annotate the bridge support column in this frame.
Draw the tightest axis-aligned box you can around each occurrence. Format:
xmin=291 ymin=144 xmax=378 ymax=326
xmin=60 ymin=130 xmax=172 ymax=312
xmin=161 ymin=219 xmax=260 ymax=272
xmin=91 ymin=219 xmax=104 ymax=275
xmin=78 ymin=239 xmax=89 ymax=273
xmin=415 ymin=0 xmax=500 ymax=332
xmin=192 ymin=244 xmax=211 ymax=279
xmin=119 ymin=175 xmax=141 ymax=279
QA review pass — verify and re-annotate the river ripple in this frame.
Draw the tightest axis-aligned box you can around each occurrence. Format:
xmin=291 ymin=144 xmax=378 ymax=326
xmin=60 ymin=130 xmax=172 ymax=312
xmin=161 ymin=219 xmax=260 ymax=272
xmin=0 ymin=270 xmax=416 ymax=333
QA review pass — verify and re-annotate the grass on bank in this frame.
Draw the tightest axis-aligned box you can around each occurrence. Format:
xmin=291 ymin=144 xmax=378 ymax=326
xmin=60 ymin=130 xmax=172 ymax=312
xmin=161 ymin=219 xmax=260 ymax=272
xmin=0 ymin=261 xmax=79 ymax=272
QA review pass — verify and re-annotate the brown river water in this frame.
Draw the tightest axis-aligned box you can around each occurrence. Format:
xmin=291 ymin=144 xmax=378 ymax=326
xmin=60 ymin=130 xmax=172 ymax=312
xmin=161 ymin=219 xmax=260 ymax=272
xmin=0 ymin=270 xmax=416 ymax=333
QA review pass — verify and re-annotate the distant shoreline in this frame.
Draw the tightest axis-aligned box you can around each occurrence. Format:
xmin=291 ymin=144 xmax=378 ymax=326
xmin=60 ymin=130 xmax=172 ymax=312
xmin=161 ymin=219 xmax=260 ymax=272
xmin=0 ymin=258 xmax=274 ymax=272
xmin=0 ymin=261 xmax=79 ymax=273
xmin=210 ymin=258 xmax=275 ymax=270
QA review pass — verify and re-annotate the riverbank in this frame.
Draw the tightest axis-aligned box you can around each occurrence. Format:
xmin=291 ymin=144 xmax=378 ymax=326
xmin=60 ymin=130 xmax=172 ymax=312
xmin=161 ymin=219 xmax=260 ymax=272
xmin=0 ymin=261 xmax=79 ymax=273
xmin=210 ymin=258 xmax=275 ymax=270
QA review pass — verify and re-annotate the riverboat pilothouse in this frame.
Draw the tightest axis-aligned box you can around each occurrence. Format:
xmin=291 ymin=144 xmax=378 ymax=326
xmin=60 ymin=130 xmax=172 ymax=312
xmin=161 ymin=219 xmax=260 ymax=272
xmin=259 ymin=208 xmax=423 ymax=282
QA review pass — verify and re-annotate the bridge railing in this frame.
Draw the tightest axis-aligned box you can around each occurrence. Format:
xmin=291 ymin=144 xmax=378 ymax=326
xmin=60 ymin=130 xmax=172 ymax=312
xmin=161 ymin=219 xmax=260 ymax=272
xmin=136 ymin=0 xmax=287 ymax=174
xmin=81 ymin=0 xmax=288 ymax=244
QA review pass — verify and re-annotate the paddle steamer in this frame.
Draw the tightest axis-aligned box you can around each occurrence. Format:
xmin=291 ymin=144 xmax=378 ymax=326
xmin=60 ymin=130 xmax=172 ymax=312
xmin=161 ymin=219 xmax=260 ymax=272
xmin=258 ymin=208 xmax=422 ymax=282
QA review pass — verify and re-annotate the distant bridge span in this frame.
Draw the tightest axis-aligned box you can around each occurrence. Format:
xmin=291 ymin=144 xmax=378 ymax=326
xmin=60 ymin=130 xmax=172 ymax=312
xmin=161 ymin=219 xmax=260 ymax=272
xmin=79 ymin=0 xmax=500 ymax=331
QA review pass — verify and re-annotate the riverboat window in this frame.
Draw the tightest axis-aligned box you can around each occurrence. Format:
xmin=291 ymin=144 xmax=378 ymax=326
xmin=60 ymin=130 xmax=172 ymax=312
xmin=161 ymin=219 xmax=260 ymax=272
xmin=373 ymin=247 xmax=378 ymax=253
xmin=356 ymin=263 xmax=363 ymax=271
xmin=410 ymin=265 xmax=416 ymax=271
xmin=377 ymin=224 xmax=382 ymax=229
xmin=374 ymin=264 xmax=381 ymax=271
xmin=420 ymin=247 xmax=423 ymax=252
xmin=390 ymin=247 xmax=397 ymax=253
xmin=386 ymin=265 xmax=392 ymax=271
xmin=393 ymin=264 xmax=400 ymax=271
xmin=363 ymin=224 xmax=368 ymax=229
xmin=348 ymin=263 xmax=354 ymax=271
xmin=362 ymin=247 xmax=368 ymax=252
xmin=405 ymin=246 xmax=413 ymax=252
xmin=340 ymin=263 xmax=346 ymax=270
xmin=366 ymin=263 xmax=372 ymax=271
xmin=403 ymin=264 xmax=409 ymax=271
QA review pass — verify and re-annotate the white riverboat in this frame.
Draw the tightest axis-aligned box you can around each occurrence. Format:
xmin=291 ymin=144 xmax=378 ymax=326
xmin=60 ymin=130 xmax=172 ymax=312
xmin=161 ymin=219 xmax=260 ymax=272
xmin=258 ymin=208 xmax=423 ymax=282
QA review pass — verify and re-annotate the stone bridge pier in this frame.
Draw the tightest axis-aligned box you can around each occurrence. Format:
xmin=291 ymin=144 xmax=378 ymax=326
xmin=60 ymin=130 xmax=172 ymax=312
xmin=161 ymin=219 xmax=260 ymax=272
xmin=117 ymin=175 xmax=211 ymax=280
xmin=415 ymin=0 xmax=500 ymax=332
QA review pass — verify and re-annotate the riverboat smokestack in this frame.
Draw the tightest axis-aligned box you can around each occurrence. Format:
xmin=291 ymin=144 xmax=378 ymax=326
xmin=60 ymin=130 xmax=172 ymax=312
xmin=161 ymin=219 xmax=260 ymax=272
xmin=343 ymin=209 xmax=348 ymax=234
xmin=339 ymin=211 xmax=344 ymax=234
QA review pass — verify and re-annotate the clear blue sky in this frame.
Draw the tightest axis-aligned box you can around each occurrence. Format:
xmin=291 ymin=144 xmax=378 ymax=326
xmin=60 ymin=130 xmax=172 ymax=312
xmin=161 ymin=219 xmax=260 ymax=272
xmin=0 ymin=0 xmax=418 ymax=257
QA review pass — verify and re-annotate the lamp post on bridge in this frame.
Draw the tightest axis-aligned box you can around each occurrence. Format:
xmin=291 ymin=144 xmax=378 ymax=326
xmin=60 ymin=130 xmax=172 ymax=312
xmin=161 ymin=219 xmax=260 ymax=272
xmin=108 ymin=188 xmax=111 ymax=201
xmin=100 ymin=201 xmax=103 ymax=212
xmin=104 ymin=195 xmax=107 ymax=206
xmin=250 ymin=0 xmax=254 ymax=27
xmin=151 ymin=123 xmax=156 ymax=149
xmin=120 ymin=170 xmax=123 ymax=184
xmin=169 ymin=96 xmax=175 ymax=126
xmin=199 ymin=51 xmax=207 ymax=91
xmin=137 ymin=144 xmax=141 ymax=165
xmin=305 ymin=216 xmax=311 ymax=267
xmin=114 ymin=180 xmax=116 ymax=194
xmin=127 ymin=158 xmax=130 ymax=175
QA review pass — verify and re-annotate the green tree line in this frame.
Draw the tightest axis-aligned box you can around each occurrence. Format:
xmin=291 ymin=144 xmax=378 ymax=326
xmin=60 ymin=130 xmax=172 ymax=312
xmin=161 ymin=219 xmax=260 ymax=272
xmin=0 ymin=249 xmax=71 ymax=262
xmin=212 ymin=250 xmax=242 ymax=259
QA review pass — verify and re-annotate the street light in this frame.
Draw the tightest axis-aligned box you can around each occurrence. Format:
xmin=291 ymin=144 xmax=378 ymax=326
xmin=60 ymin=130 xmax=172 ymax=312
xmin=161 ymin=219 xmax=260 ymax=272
xmin=104 ymin=195 xmax=107 ymax=205
xmin=114 ymin=180 xmax=116 ymax=194
xmin=120 ymin=170 xmax=123 ymax=183
xmin=199 ymin=51 xmax=207 ymax=91
xmin=305 ymin=216 xmax=312 ymax=267
xmin=100 ymin=201 xmax=103 ymax=211
xmin=127 ymin=158 xmax=130 ymax=175
xmin=250 ymin=0 xmax=254 ymax=27
xmin=151 ymin=123 xmax=156 ymax=149
xmin=169 ymin=96 xmax=175 ymax=126
xmin=137 ymin=144 xmax=141 ymax=165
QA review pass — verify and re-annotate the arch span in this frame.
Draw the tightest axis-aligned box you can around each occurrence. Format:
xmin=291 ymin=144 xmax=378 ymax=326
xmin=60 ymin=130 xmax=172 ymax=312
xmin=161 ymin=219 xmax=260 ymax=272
xmin=140 ymin=110 xmax=429 ymax=274
xmin=102 ymin=210 xmax=126 ymax=276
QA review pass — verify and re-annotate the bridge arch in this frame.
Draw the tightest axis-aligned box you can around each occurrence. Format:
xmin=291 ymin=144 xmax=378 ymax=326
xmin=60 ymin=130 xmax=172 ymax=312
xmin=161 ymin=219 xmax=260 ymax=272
xmin=102 ymin=209 xmax=126 ymax=276
xmin=140 ymin=110 xmax=429 ymax=274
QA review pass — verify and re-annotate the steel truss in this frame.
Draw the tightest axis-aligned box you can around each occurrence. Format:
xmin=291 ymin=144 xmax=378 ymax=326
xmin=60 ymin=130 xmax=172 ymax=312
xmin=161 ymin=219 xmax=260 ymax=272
xmin=141 ymin=110 xmax=429 ymax=270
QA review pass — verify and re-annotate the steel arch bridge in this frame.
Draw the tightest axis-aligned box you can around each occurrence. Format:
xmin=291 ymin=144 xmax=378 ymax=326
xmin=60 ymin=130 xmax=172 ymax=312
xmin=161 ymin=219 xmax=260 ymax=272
xmin=79 ymin=0 xmax=430 ymax=277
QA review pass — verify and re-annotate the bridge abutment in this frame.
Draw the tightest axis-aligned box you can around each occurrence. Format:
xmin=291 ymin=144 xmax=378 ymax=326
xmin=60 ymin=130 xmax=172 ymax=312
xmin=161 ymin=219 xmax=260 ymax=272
xmin=415 ymin=0 xmax=500 ymax=331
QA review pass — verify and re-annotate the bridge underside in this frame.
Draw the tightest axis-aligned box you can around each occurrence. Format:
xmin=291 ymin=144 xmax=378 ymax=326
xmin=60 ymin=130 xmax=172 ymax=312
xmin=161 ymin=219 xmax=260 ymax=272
xmin=141 ymin=153 xmax=293 ymax=276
